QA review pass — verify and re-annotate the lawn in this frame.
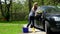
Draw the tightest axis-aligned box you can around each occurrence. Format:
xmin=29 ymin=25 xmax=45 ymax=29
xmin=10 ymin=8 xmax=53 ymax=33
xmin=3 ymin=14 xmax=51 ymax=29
xmin=0 ymin=21 xmax=28 ymax=34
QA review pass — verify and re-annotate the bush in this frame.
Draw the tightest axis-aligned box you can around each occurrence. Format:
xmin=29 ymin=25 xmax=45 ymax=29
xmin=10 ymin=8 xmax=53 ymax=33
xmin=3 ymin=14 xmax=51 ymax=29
xmin=25 ymin=15 xmax=29 ymax=20
xmin=10 ymin=11 xmax=29 ymax=21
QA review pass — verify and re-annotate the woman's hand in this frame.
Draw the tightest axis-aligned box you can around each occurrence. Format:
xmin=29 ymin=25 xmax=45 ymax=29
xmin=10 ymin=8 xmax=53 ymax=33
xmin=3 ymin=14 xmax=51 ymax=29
xmin=35 ymin=12 xmax=37 ymax=16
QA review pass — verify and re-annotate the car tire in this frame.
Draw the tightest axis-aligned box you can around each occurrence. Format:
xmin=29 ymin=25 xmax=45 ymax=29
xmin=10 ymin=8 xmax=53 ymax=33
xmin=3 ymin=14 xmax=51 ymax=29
xmin=45 ymin=21 xmax=52 ymax=34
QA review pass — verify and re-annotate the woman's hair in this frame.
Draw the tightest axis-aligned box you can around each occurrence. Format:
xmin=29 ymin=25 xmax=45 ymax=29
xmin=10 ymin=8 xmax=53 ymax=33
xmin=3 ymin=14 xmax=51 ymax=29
xmin=32 ymin=2 xmax=38 ymax=10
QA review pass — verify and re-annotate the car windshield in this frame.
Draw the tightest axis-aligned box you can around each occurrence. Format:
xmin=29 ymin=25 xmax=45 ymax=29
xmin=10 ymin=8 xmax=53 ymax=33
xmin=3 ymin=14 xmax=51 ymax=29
xmin=46 ymin=7 xmax=60 ymax=14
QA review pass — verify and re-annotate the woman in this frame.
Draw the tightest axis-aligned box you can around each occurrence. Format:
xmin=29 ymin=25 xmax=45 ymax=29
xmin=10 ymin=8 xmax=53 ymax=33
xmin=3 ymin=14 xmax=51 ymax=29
xmin=27 ymin=2 xmax=38 ymax=28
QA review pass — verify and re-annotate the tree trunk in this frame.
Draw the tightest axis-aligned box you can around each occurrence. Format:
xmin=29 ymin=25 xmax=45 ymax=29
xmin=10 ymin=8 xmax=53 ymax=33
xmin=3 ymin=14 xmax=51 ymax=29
xmin=29 ymin=0 xmax=32 ymax=12
xmin=10 ymin=0 xmax=12 ymax=21
xmin=6 ymin=0 xmax=12 ymax=21
xmin=0 ymin=0 xmax=5 ymax=17
xmin=5 ymin=0 xmax=12 ymax=21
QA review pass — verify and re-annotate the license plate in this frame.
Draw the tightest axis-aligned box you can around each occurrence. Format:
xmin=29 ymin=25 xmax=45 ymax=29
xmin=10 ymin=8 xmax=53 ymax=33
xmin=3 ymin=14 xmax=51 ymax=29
xmin=55 ymin=18 xmax=60 ymax=21
xmin=58 ymin=18 xmax=60 ymax=21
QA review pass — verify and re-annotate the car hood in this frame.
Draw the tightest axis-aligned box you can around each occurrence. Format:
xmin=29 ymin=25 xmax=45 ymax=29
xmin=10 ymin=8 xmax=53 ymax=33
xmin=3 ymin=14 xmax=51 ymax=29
xmin=46 ymin=14 xmax=60 ymax=21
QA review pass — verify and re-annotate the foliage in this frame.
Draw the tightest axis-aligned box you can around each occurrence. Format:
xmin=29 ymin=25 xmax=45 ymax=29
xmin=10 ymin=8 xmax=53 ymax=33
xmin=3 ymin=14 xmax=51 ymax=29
xmin=0 ymin=0 xmax=60 ymax=21
xmin=10 ymin=1 xmax=29 ymax=21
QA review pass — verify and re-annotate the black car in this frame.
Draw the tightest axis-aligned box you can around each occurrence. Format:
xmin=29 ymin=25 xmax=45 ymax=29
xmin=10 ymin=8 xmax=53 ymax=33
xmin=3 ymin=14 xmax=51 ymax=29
xmin=34 ymin=6 xmax=60 ymax=34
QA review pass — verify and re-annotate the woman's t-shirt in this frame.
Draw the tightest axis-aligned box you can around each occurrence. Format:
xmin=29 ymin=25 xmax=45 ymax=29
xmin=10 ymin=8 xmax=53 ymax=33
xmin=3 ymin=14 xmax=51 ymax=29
xmin=29 ymin=9 xmax=35 ymax=17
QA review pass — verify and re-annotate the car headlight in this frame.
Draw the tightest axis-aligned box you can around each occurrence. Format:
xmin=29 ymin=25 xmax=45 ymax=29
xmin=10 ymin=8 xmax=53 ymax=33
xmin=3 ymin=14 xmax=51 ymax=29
xmin=52 ymin=17 xmax=60 ymax=21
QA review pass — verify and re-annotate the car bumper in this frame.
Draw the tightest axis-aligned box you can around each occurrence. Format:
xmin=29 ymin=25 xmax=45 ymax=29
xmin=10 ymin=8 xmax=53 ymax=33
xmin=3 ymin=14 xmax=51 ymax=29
xmin=51 ymin=28 xmax=60 ymax=32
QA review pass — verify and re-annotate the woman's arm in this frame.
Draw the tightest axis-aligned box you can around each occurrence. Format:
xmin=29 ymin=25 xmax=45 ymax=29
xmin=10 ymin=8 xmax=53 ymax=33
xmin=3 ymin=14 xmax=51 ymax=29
xmin=35 ymin=11 xmax=37 ymax=16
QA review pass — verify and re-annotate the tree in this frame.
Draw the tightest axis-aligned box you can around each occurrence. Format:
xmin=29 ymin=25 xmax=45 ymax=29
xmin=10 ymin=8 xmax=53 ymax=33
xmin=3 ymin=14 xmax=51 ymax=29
xmin=4 ymin=0 xmax=12 ymax=21
xmin=6 ymin=0 xmax=12 ymax=21
xmin=44 ymin=0 xmax=60 ymax=6
xmin=0 ymin=0 xmax=5 ymax=17
xmin=41 ymin=0 xmax=44 ymax=5
xmin=29 ymin=0 xmax=32 ymax=11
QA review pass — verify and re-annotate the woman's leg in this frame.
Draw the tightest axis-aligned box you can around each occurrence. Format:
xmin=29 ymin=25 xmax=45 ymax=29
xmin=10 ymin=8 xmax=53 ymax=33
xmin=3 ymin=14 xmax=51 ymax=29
xmin=27 ymin=17 xmax=31 ymax=27
xmin=27 ymin=16 xmax=34 ymax=28
xmin=31 ymin=16 xmax=34 ymax=28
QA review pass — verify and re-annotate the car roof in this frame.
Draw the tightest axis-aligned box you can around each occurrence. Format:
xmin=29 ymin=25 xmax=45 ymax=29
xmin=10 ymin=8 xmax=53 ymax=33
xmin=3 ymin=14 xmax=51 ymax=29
xmin=37 ymin=6 xmax=57 ymax=10
xmin=37 ymin=6 xmax=59 ymax=12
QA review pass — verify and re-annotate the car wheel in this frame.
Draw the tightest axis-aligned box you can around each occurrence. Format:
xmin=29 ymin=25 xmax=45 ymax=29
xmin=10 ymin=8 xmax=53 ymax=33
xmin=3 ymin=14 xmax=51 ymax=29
xmin=45 ymin=21 xmax=52 ymax=34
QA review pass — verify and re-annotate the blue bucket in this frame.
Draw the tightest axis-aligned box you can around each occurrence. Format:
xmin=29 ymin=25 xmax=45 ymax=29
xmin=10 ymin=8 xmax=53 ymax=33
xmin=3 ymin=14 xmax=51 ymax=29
xmin=23 ymin=27 xmax=29 ymax=33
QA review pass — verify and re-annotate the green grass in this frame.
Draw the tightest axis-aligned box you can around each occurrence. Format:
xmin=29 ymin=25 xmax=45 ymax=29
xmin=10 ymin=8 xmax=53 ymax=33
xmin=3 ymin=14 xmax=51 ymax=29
xmin=0 ymin=21 xmax=28 ymax=34
xmin=0 ymin=21 xmax=28 ymax=24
